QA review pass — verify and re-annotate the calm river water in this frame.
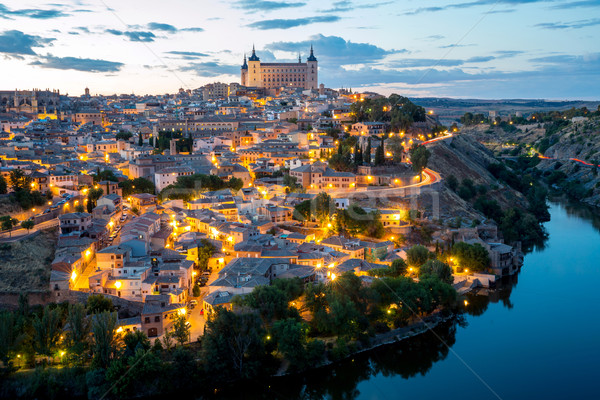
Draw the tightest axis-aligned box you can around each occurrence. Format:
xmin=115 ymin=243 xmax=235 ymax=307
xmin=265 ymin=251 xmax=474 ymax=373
xmin=210 ymin=202 xmax=600 ymax=400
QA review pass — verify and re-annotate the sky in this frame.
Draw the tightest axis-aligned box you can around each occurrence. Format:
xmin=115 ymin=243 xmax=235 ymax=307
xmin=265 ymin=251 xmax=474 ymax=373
xmin=0 ymin=0 xmax=599 ymax=99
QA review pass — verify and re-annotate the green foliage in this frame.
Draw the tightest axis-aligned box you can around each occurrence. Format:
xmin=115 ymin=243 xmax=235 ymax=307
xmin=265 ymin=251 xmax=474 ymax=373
xmin=66 ymin=303 xmax=90 ymax=362
xmin=374 ymin=139 xmax=385 ymax=166
xmin=172 ymin=315 xmax=190 ymax=346
xmin=119 ymin=177 xmax=155 ymax=197
xmin=91 ymin=311 xmax=119 ymax=369
xmin=115 ymin=131 xmax=133 ymax=141
xmin=86 ymin=294 xmax=113 ymax=315
xmin=406 ymin=245 xmax=430 ymax=267
xmin=31 ymin=306 xmax=63 ymax=356
xmin=197 ymin=239 xmax=215 ymax=271
xmin=293 ymin=199 xmax=312 ymax=222
xmin=367 ymin=258 xmax=408 ymax=278
xmin=92 ymin=169 xmax=118 ymax=183
xmin=350 ymin=94 xmax=426 ymax=131
xmin=1 ymin=216 xmax=18 ymax=232
xmin=446 ymin=174 xmax=458 ymax=191
xmin=452 ymin=242 xmax=490 ymax=273
xmin=474 ymin=197 xmax=503 ymax=222
xmin=419 ymin=260 xmax=453 ymax=284
xmin=243 ymin=285 xmax=292 ymax=324
xmin=20 ymin=219 xmax=35 ymax=232
xmin=271 ymin=318 xmax=319 ymax=371
xmin=122 ymin=330 xmax=150 ymax=358
xmin=500 ymin=208 xmax=546 ymax=248
xmin=201 ymin=308 xmax=267 ymax=381
xmin=160 ymin=173 xmax=241 ymax=201
xmin=336 ymin=204 xmax=385 ymax=238
xmin=409 ymin=144 xmax=430 ymax=179
xmin=460 ymin=112 xmax=488 ymax=125
xmin=9 ymin=169 xmax=31 ymax=192
xmin=0 ymin=174 xmax=7 ymax=194
xmin=272 ymin=278 xmax=304 ymax=302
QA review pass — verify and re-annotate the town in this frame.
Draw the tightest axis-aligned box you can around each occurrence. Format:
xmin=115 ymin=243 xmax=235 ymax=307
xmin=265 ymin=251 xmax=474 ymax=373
xmin=0 ymin=47 xmax=532 ymax=395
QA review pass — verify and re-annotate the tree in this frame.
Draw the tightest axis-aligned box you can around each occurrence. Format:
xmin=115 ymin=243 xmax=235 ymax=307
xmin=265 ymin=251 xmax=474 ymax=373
xmin=20 ymin=219 xmax=35 ymax=233
xmin=66 ymin=303 xmax=90 ymax=362
xmin=272 ymin=278 xmax=304 ymax=302
xmin=172 ymin=315 xmax=190 ymax=346
xmin=122 ymin=330 xmax=150 ymax=358
xmin=115 ymin=131 xmax=133 ymax=141
xmin=87 ymin=187 xmax=103 ymax=212
xmin=409 ymin=144 xmax=431 ymax=181
xmin=293 ymin=200 xmax=312 ymax=223
xmin=243 ymin=285 xmax=290 ymax=324
xmin=0 ymin=175 xmax=7 ymax=194
xmin=32 ymin=306 xmax=63 ymax=356
xmin=388 ymin=136 xmax=404 ymax=163
xmin=374 ymin=139 xmax=385 ymax=166
xmin=452 ymin=242 xmax=490 ymax=272
xmin=119 ymin=178 xmax=155 ymax=197
xmin=364 ymin=138 xmax=372 ymax=164
xmin=272 ymin=318 xmax=312 ymax=371
xmin=1 ymin=216 xmax=18 ymax=236
xmin=0 ymin=311 xmax=26 ymax=366
xmin=406 ymin=244 xmax=430 ymax=267
xmin=446 ymin=175 xmax=458 ymax=191
xmin=419 ymin=260 xmax=453 ymax=284
xmin=201 ymin=308 xmax=266 ymax=381
xmin=138 ymin=132 xmax=143 ymax=146
xmin=314 ymin=192 xmax=334 ymax=225
xmin=91 ymin=311 xmax=119 ymax=369
xmin=9 ymin=169 xmax=31 ymax=192
xmin=197 ymin=239 xmax=215 ymax=271
xmin=86 ymin=294 xmax=113 ymax=314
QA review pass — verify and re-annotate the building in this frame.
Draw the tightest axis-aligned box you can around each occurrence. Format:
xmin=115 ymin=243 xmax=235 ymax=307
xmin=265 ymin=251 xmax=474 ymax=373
xmin=241 ymin=45 xmax=318 ymax=90
xmin=59 ymin=212 xmax=92 ymax=235
xmin=290 ymin=161 xmax=356 ymax=190
xmin=154 ymin=166 xmax=194 ymax=192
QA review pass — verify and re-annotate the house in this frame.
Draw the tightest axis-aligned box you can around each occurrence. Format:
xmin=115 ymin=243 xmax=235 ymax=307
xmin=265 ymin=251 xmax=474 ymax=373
xmin=141 ymin=295 xmax=187 ymax=337
xmin=129 ymin=193 xmax=157 ymax=213
xmin=289 ymin=161 xmax=356 ymax=190
xmin=59 ymin=212 xmax=92 ymax=235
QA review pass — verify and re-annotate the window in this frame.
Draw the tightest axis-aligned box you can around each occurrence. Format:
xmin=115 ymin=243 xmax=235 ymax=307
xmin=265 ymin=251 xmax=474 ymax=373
xmin=144 ymin=317 xmax=150 ymax=323
xmin=154 ymin=316 xmax=160 ymax=322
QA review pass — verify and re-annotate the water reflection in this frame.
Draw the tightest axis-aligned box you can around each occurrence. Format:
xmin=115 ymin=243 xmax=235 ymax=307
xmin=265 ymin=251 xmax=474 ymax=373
xmin=203 ymin=321 xmax=460 ymax=400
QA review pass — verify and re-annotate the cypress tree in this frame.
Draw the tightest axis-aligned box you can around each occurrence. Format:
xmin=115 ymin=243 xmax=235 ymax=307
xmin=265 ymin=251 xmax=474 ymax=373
xmin=365 ymin=138 xmax=371 ymax=164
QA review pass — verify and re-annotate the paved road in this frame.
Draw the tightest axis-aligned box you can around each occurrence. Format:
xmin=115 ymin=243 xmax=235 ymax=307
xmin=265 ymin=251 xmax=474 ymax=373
xmin=0 ymin=218 xmax=58 ymax=240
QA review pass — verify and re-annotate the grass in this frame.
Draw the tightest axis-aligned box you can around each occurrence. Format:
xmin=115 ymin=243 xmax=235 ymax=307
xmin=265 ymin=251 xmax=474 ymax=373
xmin=0 ymin=229 xmax=57 ymax=292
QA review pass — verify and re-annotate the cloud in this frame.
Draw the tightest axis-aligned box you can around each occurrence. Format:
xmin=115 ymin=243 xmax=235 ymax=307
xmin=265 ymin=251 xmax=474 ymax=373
xmin=248 ymin=16 xmax=340 ymax=29
xmin=466 ymin=55 xmax=495 ymax=62
xmin=145 ymin=22 xmax=203 ymax=33
xmin=147 ymin=22 xmax=178 ymax=32
xmin=551 ymin=1 xmax=600 ymax=9
xmin=438 ymin=43 xmax=476 ymax=49
xmin=0 ymin=3 xmax=70 ymax=19
xmin=234 ymin=1 xmax=306 ymax=12
xmin=495 ymin=50 xmax=524 ymax=58
xmin=30 ymin=55 xmax=124 ymax=72
xmin=323 ymin=1 xmax=392 ymax=13
xmin=535 ymin=18 xmax=600 ymax=29
xmin=266 ymin=34 xmax=407 ymax=64
xmin=165 ymin=51 xmax=209 ymax=60
xmin=0 ymin=30 xmax=55 ymax=56
xmin=106 ymin=29 xmax=156 ymax=42
xmin=401 ymin=1 xmax=552 ymax=16
xmin=387 ymin=58 xmax=465 ymax=68
xmin=180 ymin=62 xmax=239 ymax=77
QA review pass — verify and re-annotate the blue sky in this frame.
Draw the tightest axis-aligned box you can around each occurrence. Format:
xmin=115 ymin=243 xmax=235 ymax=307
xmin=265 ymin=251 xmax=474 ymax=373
xmin=0 ymin=0 xmax=598 ymax=99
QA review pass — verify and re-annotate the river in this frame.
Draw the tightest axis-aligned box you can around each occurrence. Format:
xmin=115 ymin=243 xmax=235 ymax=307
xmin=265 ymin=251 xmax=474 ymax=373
xmin=209 ymin=202 xmax=600 ymax=399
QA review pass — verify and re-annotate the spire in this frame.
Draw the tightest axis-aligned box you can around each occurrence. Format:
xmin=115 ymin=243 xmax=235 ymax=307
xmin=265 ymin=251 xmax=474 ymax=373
xmin=307 ymin=44 xmax=317 ymax=62
xmin=248 ymin=44 xmax=260 ymax=61
xmin=298 ymin=52 xmax=301 ymax=63
xmin=242 ymin=53 xmax=248 ymax=69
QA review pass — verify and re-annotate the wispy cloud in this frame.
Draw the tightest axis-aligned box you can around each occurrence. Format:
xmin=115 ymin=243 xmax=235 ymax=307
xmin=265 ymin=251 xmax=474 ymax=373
xmin=0 ymin=30 xmax=55 ymax=56
xmin=233 ymin=0 xmax=305 ymax=13
xmin=180 ymin=62 xmax=239 ymax=77
xmin=248 ymin=15 xmax=340 ymax=29
xmin=0 ymin=3 xmax=70 ymax=19
xmin=165 ymin=51 xmax=209 ymax=60
xmin=551 ymin=0 xmax=600 ymax=9
xmin=105 ymin=29 xmax=156 ymax=42
xmin=535 ymin=18 xmax=600 ymax=29
xmin=323 ymin=1 xmax=392 ymax=13
xmin=401 ymin=1 xmax=551 ymax=16
xmin=30 ymin=55 xmax=124 ymax=72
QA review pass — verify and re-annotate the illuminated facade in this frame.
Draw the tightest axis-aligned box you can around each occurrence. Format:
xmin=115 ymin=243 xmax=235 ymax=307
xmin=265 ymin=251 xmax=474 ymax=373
xmin=241 ymin=45 xmax=318 ymax=90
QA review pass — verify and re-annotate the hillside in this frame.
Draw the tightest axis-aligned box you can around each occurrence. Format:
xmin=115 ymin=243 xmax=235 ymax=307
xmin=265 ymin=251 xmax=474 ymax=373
xmin=462 ymin=114 xmax=600 ymax=207
xmin=0 ymin=229 xmax=57 ymax=293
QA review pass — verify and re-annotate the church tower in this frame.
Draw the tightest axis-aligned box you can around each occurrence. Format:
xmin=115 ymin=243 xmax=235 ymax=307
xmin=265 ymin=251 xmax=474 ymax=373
xmin=306 ymin=45 xmax=318 ymax=90
xmin=246 ymin=45 xmax=261 ymax=87
xmin=240 ymin=54 xmax=248 ymax=86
